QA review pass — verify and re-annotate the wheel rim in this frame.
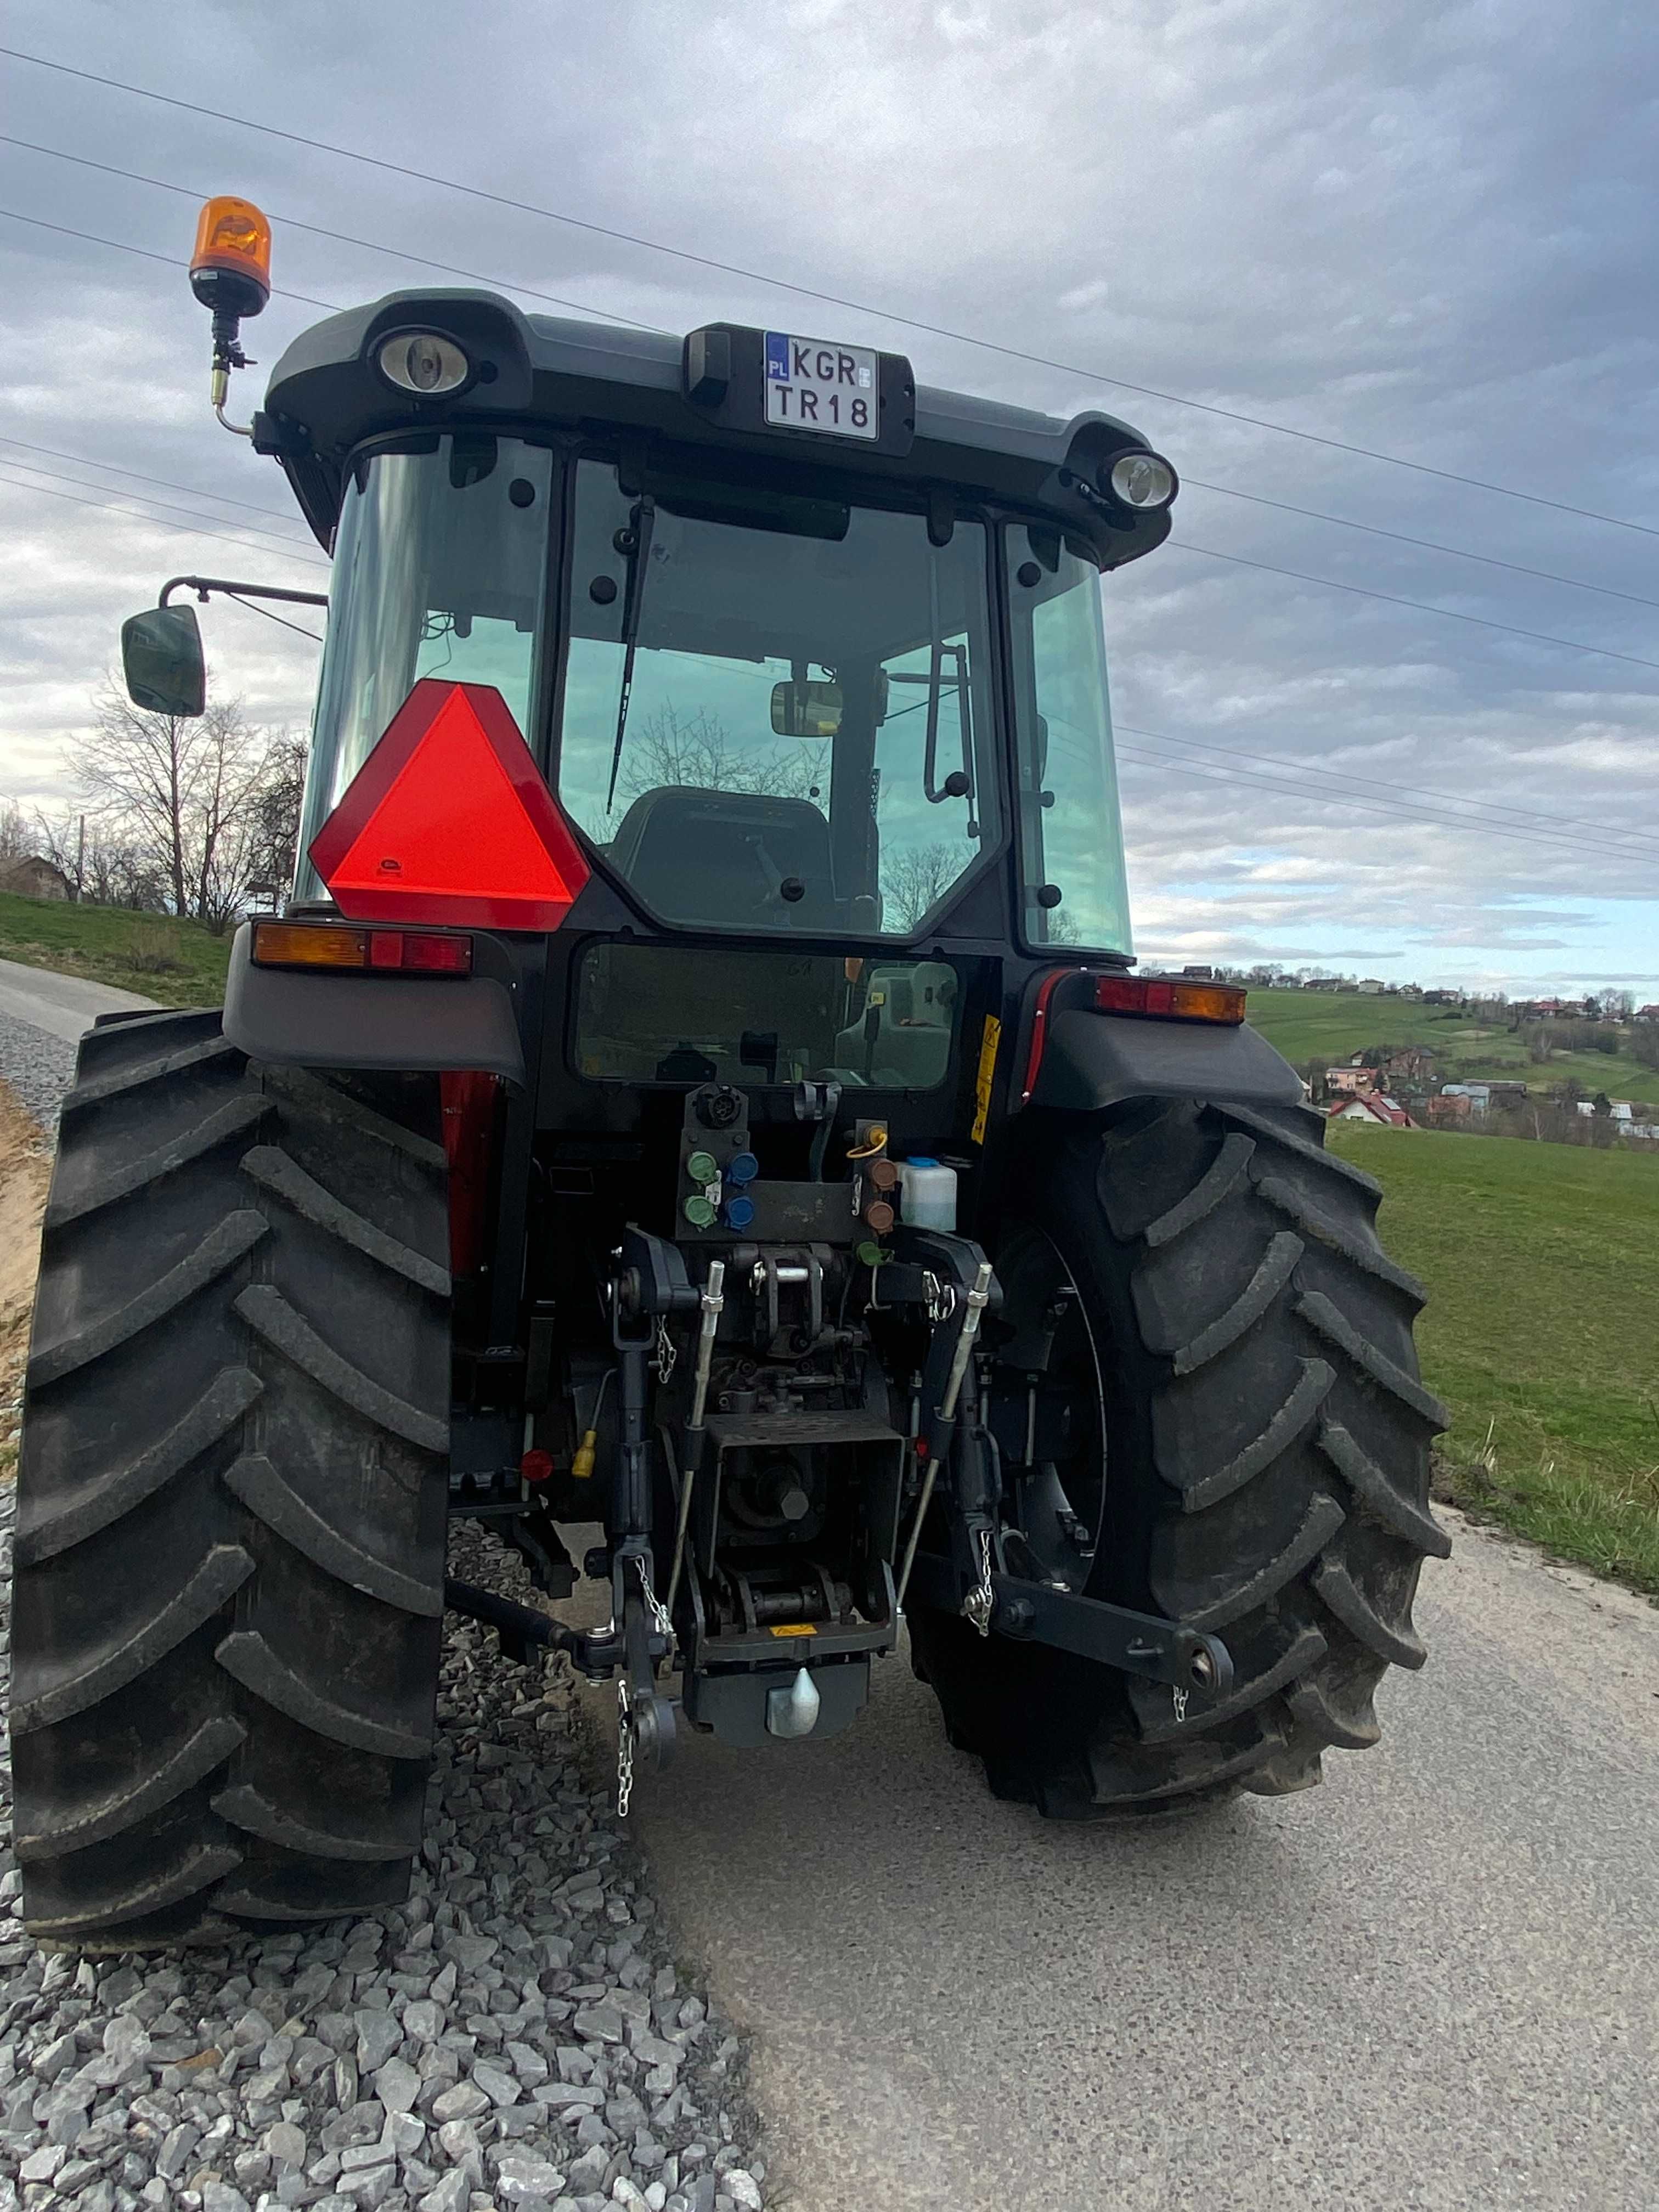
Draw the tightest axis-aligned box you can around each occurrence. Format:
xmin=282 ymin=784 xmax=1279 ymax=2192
xmin=988 ymin=1224 xmax=1109 ymax=1593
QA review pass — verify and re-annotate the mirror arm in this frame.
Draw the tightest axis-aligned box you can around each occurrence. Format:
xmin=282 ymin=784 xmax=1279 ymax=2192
xmin=160 ymin=574 xmax=330 ymax=611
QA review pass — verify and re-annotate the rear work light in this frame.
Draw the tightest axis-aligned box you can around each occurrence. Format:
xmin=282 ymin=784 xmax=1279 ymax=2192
xmin=251 ymin=922 xmax=473 ymax=976
xmin=1094 ymin=975 xmax=1246 ymax=1024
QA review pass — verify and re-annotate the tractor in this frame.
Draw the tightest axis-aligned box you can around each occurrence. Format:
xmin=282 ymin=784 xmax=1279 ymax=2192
xmin=10 ymin=198 xmax=1447 ymax=1942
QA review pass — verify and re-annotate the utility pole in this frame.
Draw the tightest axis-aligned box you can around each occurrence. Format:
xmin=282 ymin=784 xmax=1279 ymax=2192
xmin=75 ymin=813 xmax=85 ymax=902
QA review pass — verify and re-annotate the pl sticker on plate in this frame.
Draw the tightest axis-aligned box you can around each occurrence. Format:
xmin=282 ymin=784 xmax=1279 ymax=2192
xmin=764 ymin=332 xmax=879 ymax=440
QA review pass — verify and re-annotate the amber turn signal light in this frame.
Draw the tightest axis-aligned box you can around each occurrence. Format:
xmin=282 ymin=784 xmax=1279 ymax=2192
xmin=1094 ymin=976 xmax=1246 ymax=1024
xmin=251 ymin=922 xmax=472 ymax=976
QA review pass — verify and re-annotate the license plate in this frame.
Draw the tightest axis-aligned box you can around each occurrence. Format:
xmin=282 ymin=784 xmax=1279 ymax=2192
xmin=764 ymin=331 xmax=879 ymax=440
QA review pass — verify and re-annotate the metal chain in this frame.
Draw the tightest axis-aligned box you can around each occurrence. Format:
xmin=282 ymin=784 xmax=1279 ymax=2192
xmin=637 ymin=1555 xmax=673 ymax=1645
xmin=963 ymin=1526 xmax=995 ymax=1638
xmin=616 ymin=1680 xmax=634 ymax=1819
xmin=654 ymin=1321 xmax=677 ymax=1385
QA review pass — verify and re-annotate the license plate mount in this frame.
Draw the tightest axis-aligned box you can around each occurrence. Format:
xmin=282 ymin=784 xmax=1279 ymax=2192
xmin=763 ymin=331 xmax=880 ymax=441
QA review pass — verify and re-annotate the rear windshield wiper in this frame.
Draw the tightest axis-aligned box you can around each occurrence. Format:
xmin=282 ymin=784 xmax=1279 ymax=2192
xmin=605 ymin=494 xmax=656 ymax=815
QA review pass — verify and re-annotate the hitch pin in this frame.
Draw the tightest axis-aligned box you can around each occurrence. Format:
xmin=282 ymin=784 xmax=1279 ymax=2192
xmin=895 ymin=1262 xmax=993 ymax=1612
xmin=666 ymin=1260 xmax=724 ymax=1621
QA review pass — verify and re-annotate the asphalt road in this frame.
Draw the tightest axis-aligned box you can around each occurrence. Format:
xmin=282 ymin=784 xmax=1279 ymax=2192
xmin=0 ymin=955 xmax=155 ymax=1043
xmin=610 ymin=1513 xmax=1658 ymax=2211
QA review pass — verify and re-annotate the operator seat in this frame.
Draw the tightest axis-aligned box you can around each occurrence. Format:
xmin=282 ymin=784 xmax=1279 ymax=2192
xmin=606 ymin=786 xmax=839 ymax=928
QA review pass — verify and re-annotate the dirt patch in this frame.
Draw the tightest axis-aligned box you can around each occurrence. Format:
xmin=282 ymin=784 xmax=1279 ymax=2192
xmin=0 ymin=1077 xmax=50 ymax=1477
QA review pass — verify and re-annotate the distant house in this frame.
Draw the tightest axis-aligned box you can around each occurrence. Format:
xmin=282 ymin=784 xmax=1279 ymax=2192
xmin=1634 ymin=1005 xmax=1659 ymax=1023
xmin=1426 ymin=1093 xmax=1472 ymax=1125
xmin=1304 ymin=976 xmax=1341 ymax=990
xmin=1356 ymin=978 xmax=1385 ymax=995
xmin=0 ymin=854 xmax=71 ymax=901
xmin=1381 ymin=1046 xmax=1438 ymax=1084
xmin=1421 ymin=988 xmax=1462 ymax=1006
xmin=1325 ymin=1066 xmax=1377 ymax=1096
xmin=1531 ymin=997 xmax=1573 ymax=1018
xmin=1400 ymin=984 xmax=1424 ymax=1000
xmin=1329 ymin=1091 xmax=1414 ymax=1127
xmin=1441 ymin=1082 xmax=1493 ymax=1115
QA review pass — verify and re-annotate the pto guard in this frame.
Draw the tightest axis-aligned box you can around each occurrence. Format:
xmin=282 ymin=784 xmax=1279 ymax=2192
xmin=1021 ymin=971 xmax=1304 ymax=1114
xmin=222 ymin=921 xmax=526 ymax=1085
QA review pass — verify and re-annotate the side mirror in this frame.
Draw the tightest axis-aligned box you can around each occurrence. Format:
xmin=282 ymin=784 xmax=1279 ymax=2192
xmin=121 ymin=603 xmax=206 ymax=718
xmin=770 ymin=678 xmax=843 ymax=740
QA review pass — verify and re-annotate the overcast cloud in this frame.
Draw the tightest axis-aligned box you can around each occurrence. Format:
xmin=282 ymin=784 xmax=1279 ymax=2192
xmin=2 ymin=0 xmax=1657 ymax=990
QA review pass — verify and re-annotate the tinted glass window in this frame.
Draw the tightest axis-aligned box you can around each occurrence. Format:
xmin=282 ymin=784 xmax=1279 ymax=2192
xmin=294 ymin=437 xmax=552 ymax=901
xmin=558 ymin=462 xmax=997 ymax=938
xmin=1007 ymin=526 xmax=1132 ymax=955
xmin=574 ymin=942 xmax=958 ymax=1089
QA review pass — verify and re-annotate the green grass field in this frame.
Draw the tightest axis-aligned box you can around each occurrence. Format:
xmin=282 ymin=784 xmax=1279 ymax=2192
xmin=0 ymin=890 xmax=231 ymax=1006
xmin=1327 ymin=1121 xmax=1659 ymax=1595
xmin=1247 ymin=987 xmax=1656 ymax=1101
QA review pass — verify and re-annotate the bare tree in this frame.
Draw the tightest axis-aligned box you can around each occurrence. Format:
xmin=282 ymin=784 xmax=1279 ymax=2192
xmin=71 ymin=685 xmax=279 ymax=930
xmin=881 ymin=841 xmax=964 ymax=929
xmin=245 ymin=733 xmax=309 ymax=898
xmin=32 ymin=809 xmax=163 ymax=909
xmin=615 ymin=703 xmax=827 ymax=811
xmin=0 ymin=798 xmax=30 ymax=868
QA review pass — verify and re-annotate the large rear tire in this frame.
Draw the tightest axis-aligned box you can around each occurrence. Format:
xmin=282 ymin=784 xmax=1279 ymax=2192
xmin=907 ymin=1097 xmax=1449 ymax=1815
xmin=11 ymin=1011 xmax=450 ymax=1943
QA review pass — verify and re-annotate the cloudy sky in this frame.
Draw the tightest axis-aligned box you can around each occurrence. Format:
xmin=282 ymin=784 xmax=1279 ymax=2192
xmin=3 ymin=0 xmax=1657 ymax=990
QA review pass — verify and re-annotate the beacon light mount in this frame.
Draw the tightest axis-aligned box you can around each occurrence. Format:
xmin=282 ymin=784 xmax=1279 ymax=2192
xmin=188 ymin=196 xmax=273 ymax=439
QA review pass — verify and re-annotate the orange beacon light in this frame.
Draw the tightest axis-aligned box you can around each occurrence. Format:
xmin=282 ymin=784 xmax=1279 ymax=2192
xmin=189 ymin=196 xmax=271 ymax=317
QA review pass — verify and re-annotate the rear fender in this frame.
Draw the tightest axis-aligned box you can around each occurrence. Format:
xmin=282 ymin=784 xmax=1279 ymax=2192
xmin=221 ymin=921 xmax=527 ymax=1086
xmin=1016 ymin=968 xmax=1304 ymax=1114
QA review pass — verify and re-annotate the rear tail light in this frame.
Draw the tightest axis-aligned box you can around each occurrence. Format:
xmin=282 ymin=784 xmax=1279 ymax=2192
xmin=251 ymin=921 xmax=473 ymax=976
xmin=1094 ymin=975 xmax=1246 ymax=1024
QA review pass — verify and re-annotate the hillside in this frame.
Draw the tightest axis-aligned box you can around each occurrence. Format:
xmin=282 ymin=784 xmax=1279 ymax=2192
xmin=0 ymin=890 xmax=230 ymax=1006
xmin=1247 ymin=986 xmax=1656 ymax=1098
xmin=1327 ymin=1120 xmax=1659 ymax=1593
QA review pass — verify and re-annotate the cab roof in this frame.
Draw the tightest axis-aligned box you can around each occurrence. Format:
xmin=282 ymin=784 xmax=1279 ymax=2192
xmin=257 ymin=288 xmax=1173 ymax=568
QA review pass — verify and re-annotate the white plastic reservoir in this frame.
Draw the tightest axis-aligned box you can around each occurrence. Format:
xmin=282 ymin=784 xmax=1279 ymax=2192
xmin=899 ymin=1156 xmax=957 ymax=1232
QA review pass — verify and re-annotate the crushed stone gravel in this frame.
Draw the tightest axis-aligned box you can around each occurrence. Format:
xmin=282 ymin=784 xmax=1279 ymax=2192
xmin=0 ymin=1457 xmax=772 ymax=2212
xmin=0 ymin=1014 xmax=77 ymax=1148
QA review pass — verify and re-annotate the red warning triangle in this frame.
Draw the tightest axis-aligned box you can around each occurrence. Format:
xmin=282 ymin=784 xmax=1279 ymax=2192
xmin=309 ymin=680 xmax=590 ymax=931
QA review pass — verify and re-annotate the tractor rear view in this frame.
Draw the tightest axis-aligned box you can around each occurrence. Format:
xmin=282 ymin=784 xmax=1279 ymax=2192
xmin=10 ymin=199 xmax=1448 ymax=1943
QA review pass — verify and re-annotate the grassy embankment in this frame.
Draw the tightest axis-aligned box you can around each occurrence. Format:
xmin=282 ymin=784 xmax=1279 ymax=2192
xmin=1327 ymin=1120 xmax=1659 ymax=1595
xmin=1248 ymin=986 xmax=1657 ymax=1099
xmin=0 ymin=889 xmax=231 ymax=1006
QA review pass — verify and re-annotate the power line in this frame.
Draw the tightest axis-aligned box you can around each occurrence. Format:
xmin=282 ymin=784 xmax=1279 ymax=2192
xmin=0 ymin=136 xmax=664 ymax=334
xmin=1115 ymin=721 xmax=1659 ymax=859
xmin=13 ymin=136 xmax=1656 ymax=623
xmin=1114 ymin=741 xmax=1655 ymax=867
xmin=1179 ymin=478 xmax=1659 ymax=615
xmin=0 ymin=434 xmax=313 ymax=523
xmin=1165 ymin=540 xmax=1659 ymax=680
xmin=0 ymin=467 xmax=330 ymax=570
xmin=4 ymin=42 xmax=1656 ymax=541
xmin=0 ymin=455 xmax=316 ymax=554
xmin=13 ymin=201 xmax=1659 ymax=692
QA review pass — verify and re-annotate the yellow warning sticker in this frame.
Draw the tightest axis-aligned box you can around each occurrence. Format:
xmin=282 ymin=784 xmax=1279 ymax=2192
xmin=970 ymin=1014 xmax=1001 ymax=1144
xmin=768 ymin=1623 xmax=816 ymax=1638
